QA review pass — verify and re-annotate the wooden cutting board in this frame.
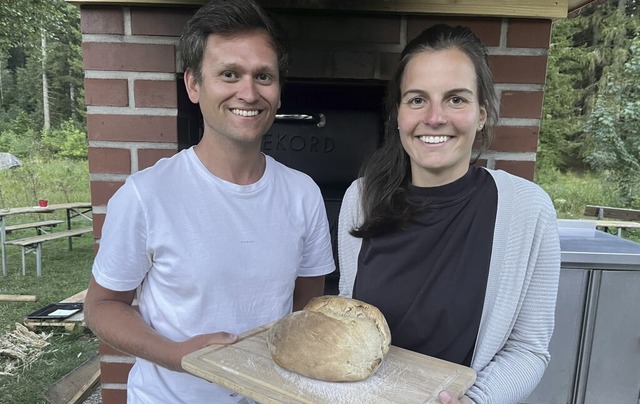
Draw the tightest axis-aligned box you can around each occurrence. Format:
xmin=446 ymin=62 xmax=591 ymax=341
xmin=182 ymin=322 xmax=476 ymax=403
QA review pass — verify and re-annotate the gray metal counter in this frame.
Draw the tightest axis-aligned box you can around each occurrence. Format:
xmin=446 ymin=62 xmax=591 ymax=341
xmin=560 ymin=226 xmax=640 ymax=270
xmin=523 ymin=224 xmax=640 ymax=404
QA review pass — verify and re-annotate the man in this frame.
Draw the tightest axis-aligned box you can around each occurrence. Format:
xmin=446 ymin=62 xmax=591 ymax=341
xmin=84 ymin=1 xmax=335 ymax=402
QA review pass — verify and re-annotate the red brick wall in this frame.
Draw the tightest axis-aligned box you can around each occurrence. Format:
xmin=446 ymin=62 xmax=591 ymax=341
xmin=80 ymin=5 xmax=551 ymax=403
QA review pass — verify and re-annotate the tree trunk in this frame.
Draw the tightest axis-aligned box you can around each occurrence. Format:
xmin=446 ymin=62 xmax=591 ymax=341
xmin=618 ymin=0 xmax=626 ymax=12
xmin=41 ymin=31 xmax=50 ymax=130
xmin=0 ymin=66 xmax=3 ymax=106
xmin=70 ymin=66 xmax=76 ymax=120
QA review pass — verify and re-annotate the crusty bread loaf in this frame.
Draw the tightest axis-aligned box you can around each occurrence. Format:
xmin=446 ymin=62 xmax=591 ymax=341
xmin=266 ymin=295 xmax=391 ymax=382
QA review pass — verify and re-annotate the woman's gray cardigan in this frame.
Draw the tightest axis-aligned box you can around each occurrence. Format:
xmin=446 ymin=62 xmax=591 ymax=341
xmin=337 ymin=168 xmax=561 ymax=404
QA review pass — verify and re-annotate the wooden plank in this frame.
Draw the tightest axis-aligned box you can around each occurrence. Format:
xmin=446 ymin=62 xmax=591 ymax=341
xmin=261 ymin=0 xmax=569 ymax=18
xmin=0 ymin=294 xmax=38 ymax=302
xmin=4 ymin=227 xmax=93 ymax=247
xmin=584 ymin=205 xmax=599 ymax=218
xmin=5 ymin=220 xmax=64 ymax=233
xmin=44 ymin=355 xmax=100 ymax=404
xmin=67 ymin=367 xmax=100 ymax=404
xmin=0 ymin=203 xmax=90 ymax=218
xmin=65 ymin=0 xmax=569 ymax=19
xmin=594 ymin=220 xmax=640 ymax=230
xmin=593 ymin=219 xmax=640 ymax=237
xmin=45 ymin=202 xmax=91 ymax=210
xmin=584 ymin=205 xmax=640 ymax=221
xmin=183 ymin=323 xmax=476 ymax=403
xmin=569 ymin=0 xmax=599 ymax=12
xmin=0 ymin=206 xmax=55 ymax=217
xmin=60 ymin=290 xmax=87 ymax=304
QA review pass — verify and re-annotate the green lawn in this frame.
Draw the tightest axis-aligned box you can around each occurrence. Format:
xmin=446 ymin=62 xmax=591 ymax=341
xmin=0 ymin=234 xmax=98 ymax=403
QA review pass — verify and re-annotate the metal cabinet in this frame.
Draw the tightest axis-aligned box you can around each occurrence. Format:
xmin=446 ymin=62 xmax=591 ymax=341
xmin=523 ymin=225 xmax=640 ymax=404
xmin=523 ymin=268 xmax=589 ymax=403
xmin=576 ymin=270 xmax=640 ymax=403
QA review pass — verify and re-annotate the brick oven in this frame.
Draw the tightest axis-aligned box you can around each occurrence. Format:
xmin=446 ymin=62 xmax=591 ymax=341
xmin=71 ymin=0 xmax=595 ymax=402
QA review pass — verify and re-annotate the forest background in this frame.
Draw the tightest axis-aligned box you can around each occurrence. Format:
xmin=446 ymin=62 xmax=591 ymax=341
xmin=1 ymin=0 xmax=640 ymax=214
xmin=0 ymin=0 xmax=639 ymax=402
xmin=1 ymin=0 xmax=640 ymax=211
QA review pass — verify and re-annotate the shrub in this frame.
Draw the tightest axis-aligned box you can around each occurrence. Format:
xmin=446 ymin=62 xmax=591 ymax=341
xmin=41 ymin=119 xmax=88 ymax=159
xmin=536 ymin=166 xmax=624 ymax=218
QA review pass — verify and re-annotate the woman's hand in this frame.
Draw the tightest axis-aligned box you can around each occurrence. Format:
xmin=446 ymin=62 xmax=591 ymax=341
xmin=439 ymin=391 xmax=472 ymax=404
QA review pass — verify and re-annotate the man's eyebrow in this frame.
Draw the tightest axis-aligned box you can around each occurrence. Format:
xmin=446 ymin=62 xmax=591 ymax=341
xmin=214 ymin=62 xmax=278 ymax=73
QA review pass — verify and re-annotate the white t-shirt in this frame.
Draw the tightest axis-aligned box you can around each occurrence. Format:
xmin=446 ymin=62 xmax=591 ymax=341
xmin=93 ymin=147 xmax=335 ymax=403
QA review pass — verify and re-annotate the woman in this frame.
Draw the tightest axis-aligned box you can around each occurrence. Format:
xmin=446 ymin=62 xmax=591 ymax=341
xmin=338 ymin=24 xmax=561 ymax=404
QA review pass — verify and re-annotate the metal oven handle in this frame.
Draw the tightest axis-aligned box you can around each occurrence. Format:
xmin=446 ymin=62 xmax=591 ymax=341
xmin=274 ymin=113 xmax=326 ymax=128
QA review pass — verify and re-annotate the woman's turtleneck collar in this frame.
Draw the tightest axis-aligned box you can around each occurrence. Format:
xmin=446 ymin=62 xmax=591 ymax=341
xmin=407 ymin=165 xmax=481 ymax=206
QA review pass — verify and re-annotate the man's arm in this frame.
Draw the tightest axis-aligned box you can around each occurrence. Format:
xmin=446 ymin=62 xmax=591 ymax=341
xmin=84 ymin=276 xmax=237 ymax=372
xmin=292 ymin=275 xmax=325 ymax=311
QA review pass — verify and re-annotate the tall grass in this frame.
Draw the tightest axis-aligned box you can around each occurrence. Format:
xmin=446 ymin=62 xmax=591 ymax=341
xmin=0 ymin=158 xmax=90 ymax=210
xmin=536 ymin=166 xmax=622 ymax=218
xmin=536 ymin=166 xmax=640 ymax=241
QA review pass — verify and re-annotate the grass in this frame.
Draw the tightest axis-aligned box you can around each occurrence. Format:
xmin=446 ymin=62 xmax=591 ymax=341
xmin=536 ymin=167 xmax=640 ymax=242
xmin=1 ymin=158 xmax=96 ymax=403
xmin=0 ymin=235 xmax=97 ymax=403
xmin=536 ymin=168 xmax=619 ymax=218
xmin=0 ymin=158 xmax=90 ymax=210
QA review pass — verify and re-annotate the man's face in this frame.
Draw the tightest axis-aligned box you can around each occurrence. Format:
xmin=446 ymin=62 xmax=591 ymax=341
xmin=185 ymin=30 xmax=281 ymax=148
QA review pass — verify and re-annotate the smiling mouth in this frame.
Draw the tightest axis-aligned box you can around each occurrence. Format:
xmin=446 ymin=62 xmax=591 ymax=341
xmin=419 ymin=135 xmax=450 ymax=144
xmin=231 ymin=108 xmax=260 ymax=117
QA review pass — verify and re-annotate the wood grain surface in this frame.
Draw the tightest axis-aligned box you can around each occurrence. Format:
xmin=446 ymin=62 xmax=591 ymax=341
xmin=182 ymin=322 xmax=476 ymax=403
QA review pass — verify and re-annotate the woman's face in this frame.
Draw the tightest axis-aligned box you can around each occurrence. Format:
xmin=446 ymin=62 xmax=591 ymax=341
xmin=398 ymin=48 xmax=487 ymax=187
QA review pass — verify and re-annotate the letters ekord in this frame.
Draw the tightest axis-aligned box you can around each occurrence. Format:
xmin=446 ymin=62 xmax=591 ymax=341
xmin=262 ymin=132 xmax=335 ymax=153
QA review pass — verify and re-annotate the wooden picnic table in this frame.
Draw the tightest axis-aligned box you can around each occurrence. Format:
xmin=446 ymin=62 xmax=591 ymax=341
xmin=594 ymin=219 xmax=640 ymax=237
xmin=1 ymin=202 xmax=92 ymax=277
xmin=584 ymin=205 xmax=640 ymax=221
xmin=560 ymin=218 xmax=640 ymax=238
xmin=583 ymin=205 xmax=640 ymax=238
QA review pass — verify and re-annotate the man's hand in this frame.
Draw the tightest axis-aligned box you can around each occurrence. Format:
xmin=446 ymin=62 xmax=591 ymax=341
xmin=85 ymin=277 xmax=238 ymax=373
xmin=171 ymin=332 xmax=238 ymax=372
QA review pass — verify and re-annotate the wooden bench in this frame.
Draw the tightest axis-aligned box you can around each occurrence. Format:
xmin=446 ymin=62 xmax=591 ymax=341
xmin=4 ymin=228 xmax=93 ymax=276
xmin=584 ymin=205 xmax=640 ymax=221
xmin=583 ymin=205 xmax=640 ymax=237
xmin=5 ymin=220 xmax=64 ymax=235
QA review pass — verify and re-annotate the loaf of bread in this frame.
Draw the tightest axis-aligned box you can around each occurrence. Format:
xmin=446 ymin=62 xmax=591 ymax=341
xmin=266 ymin=295 xmax=391 ymax=382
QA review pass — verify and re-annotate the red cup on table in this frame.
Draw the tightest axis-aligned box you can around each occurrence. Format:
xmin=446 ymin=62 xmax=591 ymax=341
xmin=38 ymin=199 xmax=48 ymax=208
